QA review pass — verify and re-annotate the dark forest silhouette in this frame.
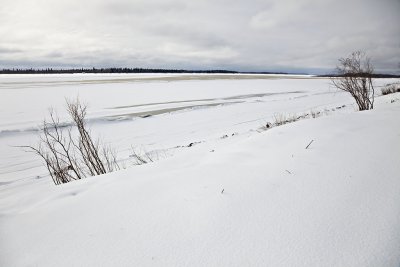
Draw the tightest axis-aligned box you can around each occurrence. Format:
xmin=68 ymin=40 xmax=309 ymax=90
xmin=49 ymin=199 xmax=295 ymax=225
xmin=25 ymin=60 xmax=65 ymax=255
xmin=0 ymin=67 xmax=294 ymax=75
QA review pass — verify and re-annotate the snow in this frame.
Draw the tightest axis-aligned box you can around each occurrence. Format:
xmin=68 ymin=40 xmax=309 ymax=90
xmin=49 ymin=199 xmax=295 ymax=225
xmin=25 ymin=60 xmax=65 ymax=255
xmin=1 ymin=74 xmax=400 ymax=266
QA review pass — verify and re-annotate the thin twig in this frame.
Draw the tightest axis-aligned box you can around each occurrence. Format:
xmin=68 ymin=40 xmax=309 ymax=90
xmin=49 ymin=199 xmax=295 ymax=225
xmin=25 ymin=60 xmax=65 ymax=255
xmin=305 ymin=139 xmax=314 ymax=149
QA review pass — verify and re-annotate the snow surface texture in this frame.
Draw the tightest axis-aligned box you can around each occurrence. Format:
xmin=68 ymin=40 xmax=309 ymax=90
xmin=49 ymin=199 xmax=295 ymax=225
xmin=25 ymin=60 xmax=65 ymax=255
xmin=1 ymin=74 xmax=400 ymax=266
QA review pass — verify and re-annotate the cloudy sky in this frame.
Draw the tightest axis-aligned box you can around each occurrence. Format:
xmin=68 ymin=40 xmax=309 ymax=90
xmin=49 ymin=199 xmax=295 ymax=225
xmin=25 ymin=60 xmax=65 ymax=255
xmin=0 ymin=0 xmax=399 ymax=74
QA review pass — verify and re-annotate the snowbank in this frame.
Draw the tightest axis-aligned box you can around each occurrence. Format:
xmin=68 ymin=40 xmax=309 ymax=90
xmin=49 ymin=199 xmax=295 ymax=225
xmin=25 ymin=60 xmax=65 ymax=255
xmin=1 ymin=98 xmax=399 ymax=266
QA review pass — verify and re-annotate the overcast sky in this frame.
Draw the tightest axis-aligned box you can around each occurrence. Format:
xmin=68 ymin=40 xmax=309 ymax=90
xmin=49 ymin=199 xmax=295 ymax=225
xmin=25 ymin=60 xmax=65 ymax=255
xmin=0 ymin=0 xmax=399 ymax=74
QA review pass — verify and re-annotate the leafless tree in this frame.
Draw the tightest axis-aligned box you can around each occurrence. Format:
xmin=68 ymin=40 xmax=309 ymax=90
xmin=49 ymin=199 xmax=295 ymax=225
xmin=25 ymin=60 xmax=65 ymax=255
xmin=21 ymin=99 xmax=120 ymax=185
xmin=331 ymin=51 xmax=375 ymax=111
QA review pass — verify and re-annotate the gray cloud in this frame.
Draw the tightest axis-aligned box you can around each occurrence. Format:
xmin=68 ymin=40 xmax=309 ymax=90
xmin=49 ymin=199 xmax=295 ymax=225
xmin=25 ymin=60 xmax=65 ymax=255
xmin=0 ymin=0 xmax=399 ymax=73
xmin=0 ymin=47 xmax=24 ymax=54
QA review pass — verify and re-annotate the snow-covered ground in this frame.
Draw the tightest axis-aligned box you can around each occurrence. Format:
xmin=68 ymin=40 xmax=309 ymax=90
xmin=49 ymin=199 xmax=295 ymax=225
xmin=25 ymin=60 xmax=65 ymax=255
xmin=1 ymin=74 xmax=399 ymax=266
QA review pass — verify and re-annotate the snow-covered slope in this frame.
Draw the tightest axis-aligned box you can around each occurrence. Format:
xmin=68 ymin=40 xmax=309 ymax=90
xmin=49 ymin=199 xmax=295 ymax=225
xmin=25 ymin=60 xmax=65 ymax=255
xmin=1 ymin=94 xmax=399 ymax=266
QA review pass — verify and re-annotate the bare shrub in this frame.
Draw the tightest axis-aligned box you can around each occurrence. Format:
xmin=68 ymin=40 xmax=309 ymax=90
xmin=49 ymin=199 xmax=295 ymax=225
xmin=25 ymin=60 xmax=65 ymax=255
xmin=310 ymin=110 xmax=321 ymax=119
xmin=129 ymin=146 xmax=156 ymax=165
xmin=273 ymin=113 xmax=298 ymax=126
xmin=331 ymin=51 xmax=375 ymax=111
xmin=66 ymin=99 xmax=120 ymax=175
xmin=21 ymin=109 xmax=83 ymax=184
xmin=381 ymin=83 xmax=400 ymax=95
xmin=21 ymin=99 xmax=120 ymax=185
xmin=273 ymin=114 xmax=287 ymax=126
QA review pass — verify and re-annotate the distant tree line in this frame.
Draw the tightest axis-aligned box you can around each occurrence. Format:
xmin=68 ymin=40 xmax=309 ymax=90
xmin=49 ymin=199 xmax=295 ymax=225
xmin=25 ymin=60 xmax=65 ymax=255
xmin=0 ymin=67 xmax=240 ymax=74
xmin=0 ymin=67 xmax=293 ymax=75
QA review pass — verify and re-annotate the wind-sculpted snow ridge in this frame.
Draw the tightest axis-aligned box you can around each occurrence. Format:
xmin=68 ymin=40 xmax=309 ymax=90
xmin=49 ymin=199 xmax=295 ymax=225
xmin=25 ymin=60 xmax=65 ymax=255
xmin=1 ymin=98 xmax=399 ymax=267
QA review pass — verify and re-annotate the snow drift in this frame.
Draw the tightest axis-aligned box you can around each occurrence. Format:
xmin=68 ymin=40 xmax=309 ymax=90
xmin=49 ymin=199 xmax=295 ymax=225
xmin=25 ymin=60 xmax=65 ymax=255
xmin=1 ymin=94 xmax=400 ymax=266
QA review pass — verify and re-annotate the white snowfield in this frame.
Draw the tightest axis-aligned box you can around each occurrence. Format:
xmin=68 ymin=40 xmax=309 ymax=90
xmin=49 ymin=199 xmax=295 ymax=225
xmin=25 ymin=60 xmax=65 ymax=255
xmin=0 ymin=74 xmax=399 ymax=266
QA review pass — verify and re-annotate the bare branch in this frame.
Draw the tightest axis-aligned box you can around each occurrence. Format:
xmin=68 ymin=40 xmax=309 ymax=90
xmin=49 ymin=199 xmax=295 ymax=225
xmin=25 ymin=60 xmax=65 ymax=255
xmin=20 ymin=98 xmax=120 ymax=185
xmin=331 ymin=51 xmax=375 ymax=111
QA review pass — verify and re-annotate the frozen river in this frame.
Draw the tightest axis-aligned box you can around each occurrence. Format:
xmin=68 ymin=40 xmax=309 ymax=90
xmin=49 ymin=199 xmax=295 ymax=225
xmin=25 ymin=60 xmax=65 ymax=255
xmin=0 ymin=73 xmax=390 ymax=185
